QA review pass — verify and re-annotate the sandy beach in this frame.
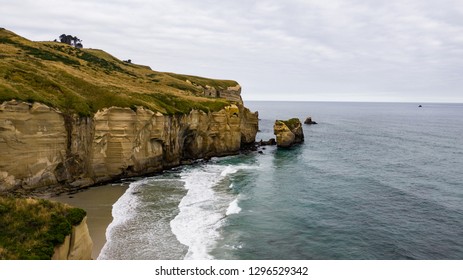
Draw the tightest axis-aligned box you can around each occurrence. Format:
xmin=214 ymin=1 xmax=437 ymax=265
xmin=48 ymin=183 xmax=129 ymax=259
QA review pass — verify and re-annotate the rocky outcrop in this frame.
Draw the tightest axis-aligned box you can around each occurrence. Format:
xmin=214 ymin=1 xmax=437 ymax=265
xmin=0 ymin=98 xmax=258 ymax=191
xmin=188 ymin=82 xmax=244 ymax=104
xmin=273 ymin=118 xmax=304 ymax=148
xmin=304 ymin=116 xmax=317 ymax=125
xmin=217 ymin=85 xmax=244 ymax=103
xmin=258 ymin=138 xmax=276 ymax=146
xmin=52 ymin=216 xmax=93 ymax=260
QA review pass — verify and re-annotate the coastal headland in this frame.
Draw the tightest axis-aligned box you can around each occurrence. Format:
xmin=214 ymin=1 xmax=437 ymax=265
xmin=0 ymin=28 xmax=258 ymax=259
xmin=0 ymin=28 xmax=258 ymax=194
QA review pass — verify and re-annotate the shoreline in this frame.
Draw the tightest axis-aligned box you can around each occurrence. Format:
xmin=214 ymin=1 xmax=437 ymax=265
xmin=3 ymin=145 xmax=265 ymax=198
xmin=48 ymin=183 xmax=129 ymax=260
xmin=28 ymin=149 xmax=266 ymax=259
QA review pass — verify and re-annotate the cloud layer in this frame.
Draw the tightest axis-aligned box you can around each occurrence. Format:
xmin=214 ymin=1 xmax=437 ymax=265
xmin=2 ymin=0 xmax=463 ymax=102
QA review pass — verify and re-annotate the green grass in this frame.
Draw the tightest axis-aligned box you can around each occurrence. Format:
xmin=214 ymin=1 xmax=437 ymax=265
xmin=0 ymin=196 xmax=86 ymax=260
xmin=276 ymin=118 xmax=301 ymax=130
xmin=0 ymin=28 xmax=237 ymax=116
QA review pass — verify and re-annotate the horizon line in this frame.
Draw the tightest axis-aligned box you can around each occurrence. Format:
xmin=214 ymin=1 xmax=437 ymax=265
xmin=243 ymin=99 xmax=463 ymax=104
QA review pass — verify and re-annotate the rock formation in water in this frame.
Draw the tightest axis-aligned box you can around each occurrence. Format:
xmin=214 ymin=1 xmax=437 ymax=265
xmin=304 ymin=116 xmax=318 ymax=125
xmin=273 ymin=118 xmax=304 ymax=148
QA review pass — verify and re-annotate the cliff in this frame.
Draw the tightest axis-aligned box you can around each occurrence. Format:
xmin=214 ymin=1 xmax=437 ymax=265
xmin=0 ymin=100 xmax=257 ymax=191
xmin=0 ymin=28 xmax=258 ymax=192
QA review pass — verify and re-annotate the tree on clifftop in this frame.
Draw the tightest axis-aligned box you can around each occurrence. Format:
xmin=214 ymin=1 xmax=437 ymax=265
xmin=59 ymin=34 xmax=83 ymax=48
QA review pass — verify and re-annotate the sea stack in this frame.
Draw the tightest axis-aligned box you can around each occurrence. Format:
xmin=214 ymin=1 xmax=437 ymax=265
xmin=304 ymin=116 xmax=317 ymax=125
xmin=273 ymin=118 xmax=304 ymax=148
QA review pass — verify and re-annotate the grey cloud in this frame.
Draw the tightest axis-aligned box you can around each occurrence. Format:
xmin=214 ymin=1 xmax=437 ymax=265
xmin=1 ymin=0 xmax=462 ymax=102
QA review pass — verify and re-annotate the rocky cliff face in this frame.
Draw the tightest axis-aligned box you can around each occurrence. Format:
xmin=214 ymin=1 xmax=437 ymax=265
xmin=0 ymin=97 xmax=258 ymax=191
xmin=188 ymin=82 xmax=244 ymax=104
xmin=52 ymin=216 xmax=93 ymax=260
xmin=0 ymin=101 xmax=67 ymax=190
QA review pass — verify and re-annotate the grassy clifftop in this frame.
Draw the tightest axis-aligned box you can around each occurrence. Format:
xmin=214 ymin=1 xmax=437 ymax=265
xmin=0 ymin=197 xmax=86 ymax=260
xmin=0 ymin=28 xmax=237 ymax=116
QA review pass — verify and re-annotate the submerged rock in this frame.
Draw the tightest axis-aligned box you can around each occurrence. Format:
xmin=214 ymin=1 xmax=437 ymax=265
xmin=273 ymin=118 xmax=304 ymax=148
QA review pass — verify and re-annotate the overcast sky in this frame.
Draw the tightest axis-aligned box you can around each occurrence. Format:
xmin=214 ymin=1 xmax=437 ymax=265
xmin=2 ymin=0 xmax=463 ymax=102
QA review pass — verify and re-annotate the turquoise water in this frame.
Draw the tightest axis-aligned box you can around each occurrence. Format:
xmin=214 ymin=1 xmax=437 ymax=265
xmin=99 ymin=102 xmax=463 ymax=260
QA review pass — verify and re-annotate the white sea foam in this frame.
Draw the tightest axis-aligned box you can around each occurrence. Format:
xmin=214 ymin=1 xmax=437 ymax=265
xmin=226 ymin=198 xmax=242 ymax=216
xmin=170 ymin=164 xmax=253 ymax=260
xmin=98 ymin=177 xmax=190 ymax=259
xmin=220 ymin=165 xmax=240 ymax=177
xmin=97 ymin=179 xmax=145 ymax=259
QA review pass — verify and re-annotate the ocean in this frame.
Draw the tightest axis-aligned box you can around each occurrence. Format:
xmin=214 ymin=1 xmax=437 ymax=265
xmin=97 ymin=101 xmax=463 ymax=260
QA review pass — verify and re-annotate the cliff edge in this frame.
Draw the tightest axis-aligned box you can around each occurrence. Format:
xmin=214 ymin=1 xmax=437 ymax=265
xmin=52 ymin=216 xmax=92 ymax=260
xmin=0 ymin=197 xmax=91 ymax=260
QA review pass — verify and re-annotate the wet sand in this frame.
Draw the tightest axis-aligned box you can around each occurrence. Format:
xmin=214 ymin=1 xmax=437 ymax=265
xmin=49 ymin=183 xmax=129 ymax=259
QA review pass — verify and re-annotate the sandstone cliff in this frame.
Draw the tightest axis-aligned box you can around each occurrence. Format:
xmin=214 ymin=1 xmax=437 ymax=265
xmin=52 ymin=216 xmax=93 ymax=260
xmin=0 ymin=99 xmax=258 ymax=191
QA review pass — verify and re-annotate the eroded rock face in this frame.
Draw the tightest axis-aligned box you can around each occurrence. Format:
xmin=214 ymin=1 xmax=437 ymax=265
xmin=0 ymin=101 xmax=67 ymax=190
xmin=89 ymin=104 xmax=246 ymax=183
xmin=0 ymin=99 xmax=258 ymax=191
xmin=273 ymin=118 xmax=304 ymax=148
xmin=190 ymin=83 xmax=244 ymax=104
xmin=240 ymin=106 xmax=259 ymax=145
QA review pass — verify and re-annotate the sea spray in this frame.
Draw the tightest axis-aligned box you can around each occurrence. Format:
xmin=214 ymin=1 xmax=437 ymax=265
xmin=226 ymin=198 xmax=242 ymax=216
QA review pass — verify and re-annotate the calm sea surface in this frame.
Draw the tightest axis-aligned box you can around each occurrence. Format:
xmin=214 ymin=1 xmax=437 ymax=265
xmin=98 ymin=101 xmax=463 ymax=260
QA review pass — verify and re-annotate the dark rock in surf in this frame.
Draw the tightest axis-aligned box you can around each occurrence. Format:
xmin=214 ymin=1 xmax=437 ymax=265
xmin=304 ymin=116 xmax=317 ymax=125
xmin=258 ymin=138 xmax=276 ymax=146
